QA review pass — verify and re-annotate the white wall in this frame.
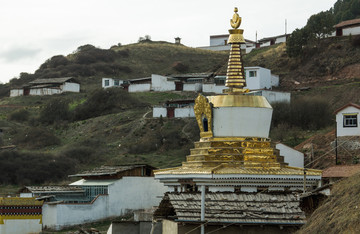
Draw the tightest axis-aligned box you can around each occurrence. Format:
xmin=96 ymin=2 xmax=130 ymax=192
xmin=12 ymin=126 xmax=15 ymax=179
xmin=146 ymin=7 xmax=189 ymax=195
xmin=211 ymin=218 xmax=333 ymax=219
xmin=202 ymin=84 xmax=227 ymax=94
xmin=43 ymin=195 xmax=109 ymax=230
xmin=102 ymin=78 xmax=123 ymax=89
xmin=336 ymin=106 xmax=360 ymax=137
xmin=183 ymin=83 xmax=196 ymax=92
xmin=271 ymin=74 xmax=279 ymax=87
xmin=0 ymin=219 xmax=42 ymax=234
xmin=261 ymin=90 xmax=291 ymax=104
xmin=151 ymin=74 xmax=175 ymax=91
xmin=102 ymin=78 xmax=114 ymax=88
xmin=128 ymin=83 xmax=151 ymax=92
xmin=62 ymin=82 xmax=80 ymax=93
xmin=42 ymin=177 xmax=167 ymax=230
xmin=276 ymin=143 xmax=304 ymax=168
xmin=212 ymin=106 xmax=273 ymax=138
xmin=10 ymin=89 xmax=23 ymax=97
xmin=343 ymin=26 xmax=360 ymax=36
xmin=108 ymin=177 xmax=167 ymax=216
xmin=275 ymin=36 xmax=287 ymax=44
xmin=183 ymin=83 xmax=202 ymax=92
xmin=29 ymin=88 xmax=61 ymax=96
xmin=153 ymin=107 xmax=167 ymax=118
xmin=210 ymin=36 xmax=228 ymax=46
xmin=175 ymin=106 xmax=195 ymax=118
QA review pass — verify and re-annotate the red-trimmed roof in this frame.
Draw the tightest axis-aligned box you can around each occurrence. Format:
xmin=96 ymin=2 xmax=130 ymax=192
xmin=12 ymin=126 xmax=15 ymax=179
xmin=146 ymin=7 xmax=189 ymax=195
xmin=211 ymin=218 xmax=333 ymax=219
xmin=333 ymin=102 xmax=360 ymax=114
xmin=334 ymin=18 xmax=360 ymax=28
xmin=322 ymin=164 xmax=360 ymax=178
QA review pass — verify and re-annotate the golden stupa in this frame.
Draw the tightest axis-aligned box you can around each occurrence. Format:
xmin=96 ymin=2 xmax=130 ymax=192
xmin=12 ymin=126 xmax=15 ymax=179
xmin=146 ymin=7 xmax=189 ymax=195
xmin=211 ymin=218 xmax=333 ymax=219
xmin=155 ymin=8 xmax=321 ymax=192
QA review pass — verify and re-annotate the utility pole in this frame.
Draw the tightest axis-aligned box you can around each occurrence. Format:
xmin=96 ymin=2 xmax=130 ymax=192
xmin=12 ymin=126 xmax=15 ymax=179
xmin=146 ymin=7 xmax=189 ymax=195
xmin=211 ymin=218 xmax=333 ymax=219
xmin=201 ymin=185 xmax=206 ymax=234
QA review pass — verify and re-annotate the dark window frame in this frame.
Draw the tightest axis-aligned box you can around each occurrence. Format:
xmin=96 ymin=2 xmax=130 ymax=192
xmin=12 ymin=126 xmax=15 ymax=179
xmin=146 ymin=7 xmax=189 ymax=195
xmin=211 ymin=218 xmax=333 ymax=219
xmin=343 ymin=114 xmax=358 ymax=128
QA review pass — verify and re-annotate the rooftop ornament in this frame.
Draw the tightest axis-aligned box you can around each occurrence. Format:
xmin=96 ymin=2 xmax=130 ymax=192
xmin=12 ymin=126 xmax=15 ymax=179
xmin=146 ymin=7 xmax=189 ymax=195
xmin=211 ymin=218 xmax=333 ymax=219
xmin=225 ymin=7 xmax=248 ymax=93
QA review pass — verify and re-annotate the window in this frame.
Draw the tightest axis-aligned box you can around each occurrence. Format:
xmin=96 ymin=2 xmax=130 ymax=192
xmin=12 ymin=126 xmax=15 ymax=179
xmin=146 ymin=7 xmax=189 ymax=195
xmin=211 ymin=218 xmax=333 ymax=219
xmin=104 ymin=80 xmax=110 ymax=86
xmin=114 ymin=80 xmax=120 ymax=86
xmin=249 ymin=71 xmax=257 ymax=77
xmin=343 ymin=114 xmax=358 ymax=127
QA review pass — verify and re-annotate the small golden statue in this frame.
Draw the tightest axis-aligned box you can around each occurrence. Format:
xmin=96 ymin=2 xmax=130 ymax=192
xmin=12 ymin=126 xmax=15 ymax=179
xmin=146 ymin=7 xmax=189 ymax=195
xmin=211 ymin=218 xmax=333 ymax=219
xmin=230 ymin=7 xmax=241 ymax=29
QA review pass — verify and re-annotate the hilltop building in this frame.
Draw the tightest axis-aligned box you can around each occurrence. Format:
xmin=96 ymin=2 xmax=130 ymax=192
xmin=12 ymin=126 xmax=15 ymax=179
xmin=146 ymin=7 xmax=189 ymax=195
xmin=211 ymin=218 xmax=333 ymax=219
xmin=334 ymin=18 xmax=360 ymax=37
xmin=153 ymin=8 xmax=322 ymax=233
xmin=198 ymin=33 xmax=289 ymax=53
xmin=10 ymin=77 xmax=80 ymax=97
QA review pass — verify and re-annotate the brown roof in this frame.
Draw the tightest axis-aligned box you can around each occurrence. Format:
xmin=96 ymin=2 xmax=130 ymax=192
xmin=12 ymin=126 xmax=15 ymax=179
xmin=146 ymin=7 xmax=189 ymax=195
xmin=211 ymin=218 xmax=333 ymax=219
xmin=334 ymin=18 xmax=360 ymax=28
xmin=333 ymin=102 xmax=360 ymax=114
xmin=29 ymin=77 xmax=77 ymax=85
xmin=322 ymin=164 xmax=360 ymax=178
xmin=155 ymin=192 xmax=306 ymax=225
xmin=69 ymin=164 xmax=155 ymax=177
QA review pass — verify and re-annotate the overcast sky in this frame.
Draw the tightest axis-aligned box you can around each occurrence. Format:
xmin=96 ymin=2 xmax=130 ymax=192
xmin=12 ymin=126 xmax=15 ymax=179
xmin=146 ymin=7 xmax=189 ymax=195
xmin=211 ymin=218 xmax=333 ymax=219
xmin=0 ymin=0 xmax=337 ymax=84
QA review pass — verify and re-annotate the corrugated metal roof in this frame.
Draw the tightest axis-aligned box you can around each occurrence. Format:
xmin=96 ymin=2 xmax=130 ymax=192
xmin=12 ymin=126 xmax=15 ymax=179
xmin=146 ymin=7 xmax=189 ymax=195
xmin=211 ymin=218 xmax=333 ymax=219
xmin=70 ymin=179 xmax=117 ymax=186
xmin=322 ymin=164 xmax=360 ymax=178
xmin=29 ymin=77 xmax=77 ymax=84
xmin=24 ymin=186 xmax=84 ymax=193
xmin=155 ymin=192 xmax=305 ymax=225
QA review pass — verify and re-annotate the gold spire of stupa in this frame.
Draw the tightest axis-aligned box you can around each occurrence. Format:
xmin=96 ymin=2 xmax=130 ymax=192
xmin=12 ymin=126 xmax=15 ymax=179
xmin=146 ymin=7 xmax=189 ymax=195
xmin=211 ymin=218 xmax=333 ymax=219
xmin=225 ymin=7 xmax=248 ymax=93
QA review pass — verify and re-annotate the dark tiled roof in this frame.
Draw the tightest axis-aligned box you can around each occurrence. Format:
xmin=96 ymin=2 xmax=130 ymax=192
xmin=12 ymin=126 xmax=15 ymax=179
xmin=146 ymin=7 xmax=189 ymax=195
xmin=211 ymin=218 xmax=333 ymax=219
xmin=322 ymin=165 xmax=360 ymax=178
xmin=29 ymin=77 xmax=77 ymax=84
xmin=69 ymin=164 xmax=155 ymax=177
xmin=334 ymin=18 xmax=360 ymax=28
xmin=24 ymin=186 xmax=84 ymax=193
xmin=155 ymin=192 xmax=306 ymax=225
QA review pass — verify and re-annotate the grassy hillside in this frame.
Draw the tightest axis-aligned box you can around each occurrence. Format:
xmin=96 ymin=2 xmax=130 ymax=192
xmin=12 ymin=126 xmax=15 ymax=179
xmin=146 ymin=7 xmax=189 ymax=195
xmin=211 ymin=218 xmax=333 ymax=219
xmin=298 ymin=173 xmax=360 ymax=234
xmin=4 ymin=41 xmax=228 ymax=95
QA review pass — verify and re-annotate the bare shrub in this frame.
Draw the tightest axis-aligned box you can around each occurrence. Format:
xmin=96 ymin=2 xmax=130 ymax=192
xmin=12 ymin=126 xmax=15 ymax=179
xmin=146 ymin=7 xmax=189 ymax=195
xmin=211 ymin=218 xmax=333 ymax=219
xmin=8 ymin=109 xmax=29 ymax=122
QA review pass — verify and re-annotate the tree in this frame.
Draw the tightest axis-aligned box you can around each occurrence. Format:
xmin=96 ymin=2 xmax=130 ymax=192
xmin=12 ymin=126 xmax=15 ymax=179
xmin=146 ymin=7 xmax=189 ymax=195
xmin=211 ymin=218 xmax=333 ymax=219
xmin=286 ymin=28 xmax=310 ymax=57
xmin=306 ymin=11 xmax=335 ymax=40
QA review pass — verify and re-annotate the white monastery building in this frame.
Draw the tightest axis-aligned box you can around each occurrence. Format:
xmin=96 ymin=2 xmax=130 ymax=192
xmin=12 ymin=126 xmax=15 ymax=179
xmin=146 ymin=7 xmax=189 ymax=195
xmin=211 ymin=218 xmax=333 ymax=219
xmin=20 ymin=165 xmax=167 ymax=230
xmin=10 ymin=77 xmax=80 ymax=97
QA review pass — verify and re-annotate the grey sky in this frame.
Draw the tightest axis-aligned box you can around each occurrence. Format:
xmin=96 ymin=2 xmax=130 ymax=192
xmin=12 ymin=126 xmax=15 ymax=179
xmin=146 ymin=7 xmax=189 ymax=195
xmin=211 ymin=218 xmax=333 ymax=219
xmin=0 ymin=0 xmax=337 ymax=84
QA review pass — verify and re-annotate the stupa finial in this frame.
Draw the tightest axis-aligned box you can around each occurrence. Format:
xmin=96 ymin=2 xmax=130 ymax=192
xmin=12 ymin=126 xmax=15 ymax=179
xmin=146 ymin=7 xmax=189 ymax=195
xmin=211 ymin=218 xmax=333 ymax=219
xmin=230 ymin=7 xmax=241 ymax=29
xmin=225 ymin=7 xmax=248 ymax=93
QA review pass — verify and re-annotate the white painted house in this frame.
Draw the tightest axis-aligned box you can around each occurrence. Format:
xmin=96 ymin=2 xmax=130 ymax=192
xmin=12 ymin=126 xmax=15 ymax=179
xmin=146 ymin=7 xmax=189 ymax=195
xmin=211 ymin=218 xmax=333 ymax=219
xmin=258 ymin=34 xmax=289 ymax=47
xmin=102 ymin=78 xmax=123 ymax=89
xmin=10 ymin=77 xmax=80 ymax=97
xmin=244 ymin=66 xmax=279 ymax=90
xmin=334 ymin=18 xmax=360 ymax=37
xmin=334 ymin=103 xmax=360 ymax=137
xmin=21 ymin=165 xmax=167 ymax=231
